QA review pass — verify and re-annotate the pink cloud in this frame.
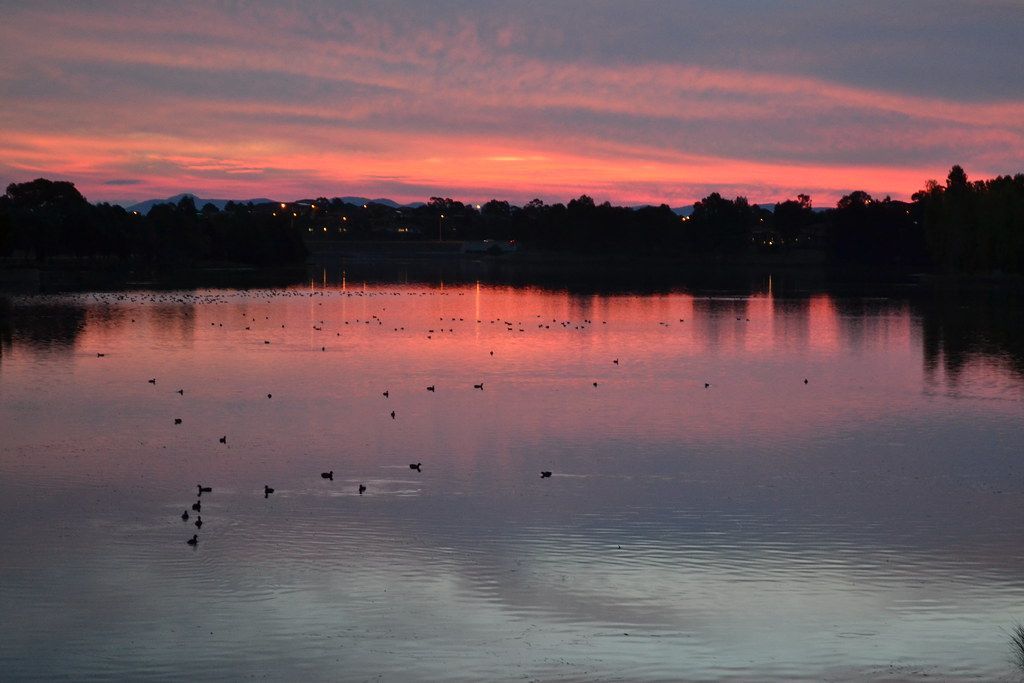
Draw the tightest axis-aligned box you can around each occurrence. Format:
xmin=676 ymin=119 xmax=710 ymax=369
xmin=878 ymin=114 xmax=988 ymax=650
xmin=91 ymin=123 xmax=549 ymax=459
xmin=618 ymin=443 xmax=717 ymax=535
xmin=1 ymin=3 xmax=1021 ymax=205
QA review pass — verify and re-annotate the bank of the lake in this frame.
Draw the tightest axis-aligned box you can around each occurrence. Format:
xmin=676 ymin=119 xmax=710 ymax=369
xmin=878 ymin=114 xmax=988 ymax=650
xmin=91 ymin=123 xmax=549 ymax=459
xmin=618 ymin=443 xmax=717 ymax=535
xmin=0 ymin=256 xmax=307 ymax=293
xmin=3 ymin=240 xmax=1022 ymax=297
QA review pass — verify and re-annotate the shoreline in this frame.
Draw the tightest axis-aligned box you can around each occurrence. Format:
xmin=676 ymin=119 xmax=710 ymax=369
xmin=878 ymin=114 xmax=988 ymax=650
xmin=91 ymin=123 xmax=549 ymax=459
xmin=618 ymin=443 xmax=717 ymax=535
xmin=0 ymin=258 xmax=306 ymax=293
xmin=2 ymin=242 xmax=1021 ymax=294
xmin=305 ymin=241 xmax=1024 ymax=293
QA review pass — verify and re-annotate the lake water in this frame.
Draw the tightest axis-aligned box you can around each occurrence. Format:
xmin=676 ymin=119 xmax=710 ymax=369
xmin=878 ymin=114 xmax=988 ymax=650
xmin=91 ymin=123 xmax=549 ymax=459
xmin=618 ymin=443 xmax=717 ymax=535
xmin=2 ymin=269 xmax=1024 ymax=681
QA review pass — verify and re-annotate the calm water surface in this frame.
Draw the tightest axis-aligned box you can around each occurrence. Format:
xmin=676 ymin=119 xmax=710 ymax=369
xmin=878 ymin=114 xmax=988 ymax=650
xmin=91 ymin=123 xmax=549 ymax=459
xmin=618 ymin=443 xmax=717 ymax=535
xmin=1 ymin=275 xmax=1023 ymax=681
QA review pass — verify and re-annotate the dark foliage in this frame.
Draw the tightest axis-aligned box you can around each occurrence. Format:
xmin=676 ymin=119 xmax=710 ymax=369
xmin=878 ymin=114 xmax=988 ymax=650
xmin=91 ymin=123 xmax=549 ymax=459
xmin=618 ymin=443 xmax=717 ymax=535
xmin=913 ymin=166 xmax=1024 ymax=272
xmin=0 ymin=179 xmax=306 ymax=266
xmin=825 ymin=191 xmax=927 ymax=266
xmin=3 ymin=166 xmax=1022 ymax=272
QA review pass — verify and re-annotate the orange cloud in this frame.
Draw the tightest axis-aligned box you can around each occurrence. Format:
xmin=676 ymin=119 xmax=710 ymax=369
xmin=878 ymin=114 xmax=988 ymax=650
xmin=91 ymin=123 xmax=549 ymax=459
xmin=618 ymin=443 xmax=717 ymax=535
xmin=1 ymin=3 xmax=1021 ymax=204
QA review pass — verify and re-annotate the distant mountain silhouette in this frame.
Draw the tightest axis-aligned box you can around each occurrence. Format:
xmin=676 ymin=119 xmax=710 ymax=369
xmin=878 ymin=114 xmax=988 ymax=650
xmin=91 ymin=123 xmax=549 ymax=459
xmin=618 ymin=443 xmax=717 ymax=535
xmin=124 ymin=194 xmax=427 ymax=215
xmin=125 ymin=194 xmax=277 ymax=215
xmin=335 ymin=197 xmax=425 ymax=209
xmin=648 ymin=204 xmax=779 ymax=216
xmin=124 ymin=195 xmax=799 ymax=218
xmin=336 ymin=196 xmax=397 ymax=208
xmin=626 ymin=204 xmax=689 ymax=215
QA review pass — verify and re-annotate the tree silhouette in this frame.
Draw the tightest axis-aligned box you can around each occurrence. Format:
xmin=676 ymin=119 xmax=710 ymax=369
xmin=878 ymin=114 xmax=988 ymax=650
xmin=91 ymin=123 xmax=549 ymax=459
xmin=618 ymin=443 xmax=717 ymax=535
xmin=689 ymin=192 xmax=755 ymax=253
xmin=2 ymin=167 xmax=1022 ymax=273
xmin=773 ymin=195 xmax=814 ymax=247
xmin=914 ymin=166 xmax=1024 ymax=271
xmin=5 ymin=178 xmax=86 ymax=208
xmin=0 ymin=206 xmax=12 ymax=256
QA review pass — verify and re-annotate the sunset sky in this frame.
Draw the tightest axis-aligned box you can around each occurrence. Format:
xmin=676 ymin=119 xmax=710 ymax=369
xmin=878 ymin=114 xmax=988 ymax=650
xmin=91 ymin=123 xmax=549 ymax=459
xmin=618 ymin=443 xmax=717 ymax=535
xmin=1 ymin=1 xmax=1022 ymax=207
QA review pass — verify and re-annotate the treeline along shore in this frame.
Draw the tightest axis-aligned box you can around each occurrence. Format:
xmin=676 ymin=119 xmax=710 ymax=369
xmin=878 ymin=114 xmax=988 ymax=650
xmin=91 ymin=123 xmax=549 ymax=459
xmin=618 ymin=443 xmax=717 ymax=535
xmin=1 ymin=166 xmax=1022 ymax=276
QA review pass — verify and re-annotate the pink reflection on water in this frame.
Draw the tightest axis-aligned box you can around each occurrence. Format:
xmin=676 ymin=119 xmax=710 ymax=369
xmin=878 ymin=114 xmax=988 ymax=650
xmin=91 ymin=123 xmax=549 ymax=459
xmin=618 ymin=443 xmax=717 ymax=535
xmin=808 ymin=294 xmax=840 ymax=353
xmin=2 ymin=283 xmax=1021 ymax=491
xmin=3 ymin=284 xmax=1024 ymax=681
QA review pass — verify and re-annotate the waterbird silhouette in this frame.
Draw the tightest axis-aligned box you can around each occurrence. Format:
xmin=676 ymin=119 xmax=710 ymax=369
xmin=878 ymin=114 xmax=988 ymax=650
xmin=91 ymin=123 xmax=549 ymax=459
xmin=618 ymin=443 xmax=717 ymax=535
xmin=197 ymin=484 xmax=212 ymax=494
xmin=264 ymin=485 xmax=274 ymax=497
xmin=474 ymin=383 xmax=483 ymax=390
xmin=181 ymin=510 xmax=189 ymax=521
xmin=186 ymin=535 xmax=198 ymax=546
xmin=390 ymin=410 xmax=396 ymax=419
xmin=177 ymin=389 xmax=184 ymax=395
xmin=192 ymin=501 xmax=201 ymax=512
xmin=97 ymin=353 xmax=105 ymax=358
xmin=705 ymin=382 xmax=710 ymax=388
xmin=804 ymin=378 xmax=809 ymax=384
xmin=195 ymin=516 xmax=202 ymax=529
xmin=541 ymin=471 xmax=552 ymax=478
xmin=613 ymin=359 xmax=619 ymax=365
xmin=382 ymin=390 xmax=389 ymax=398
xmin=267 ymin=394 xmax=272 ymax=399
xmin=426 ymin=385 xmax=435 ymax=392
xmin=321 ymin=471 xmax=333 ymax=480
xmin=410 ymin=463 xmax=421 ymax=472
xmin=148 ymin=378 xmax=156 ymax=384
xmin=359 ymin=484 xmax=366 ymax=494
xmin=219 ymin=436 xmax=226 ymax=444
xmin=593 ymin=382 xmax=598 ymax=387
xmin=174 ymin=418 xmax=182 ymax=425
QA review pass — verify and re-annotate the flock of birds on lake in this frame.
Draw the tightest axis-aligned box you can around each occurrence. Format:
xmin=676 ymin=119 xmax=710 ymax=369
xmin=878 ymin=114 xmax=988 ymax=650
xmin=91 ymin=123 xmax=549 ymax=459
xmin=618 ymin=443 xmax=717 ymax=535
xmin=180 ymin=483 xmax=212 ymax=545
xmin=52 ymin=287 xmax=809 ymax=549
xmin=169 ymin=374 xmax=560 ymax=547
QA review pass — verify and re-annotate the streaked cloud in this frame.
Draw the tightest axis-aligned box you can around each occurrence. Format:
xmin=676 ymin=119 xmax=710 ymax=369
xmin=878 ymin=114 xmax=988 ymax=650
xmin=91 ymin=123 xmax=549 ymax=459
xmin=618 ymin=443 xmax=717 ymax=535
xmin=1 ymin=1 xmax=1022 ymax=205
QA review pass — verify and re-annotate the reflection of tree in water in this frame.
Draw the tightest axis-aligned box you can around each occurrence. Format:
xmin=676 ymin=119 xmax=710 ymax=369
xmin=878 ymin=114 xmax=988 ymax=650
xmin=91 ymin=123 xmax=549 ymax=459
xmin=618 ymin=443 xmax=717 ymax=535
xmin=690 ymin=295 xmax=752 ymax=349
xmin=312 ymin=257 xmax=831 ymax=297
xmin=148 ymin=303 xmax=196 ymax=343
xmin=0 ymin=298 xmax=88 ymax=358
xmin=829 ymin=297 xmax=911 ymax=353
xmin=0 ymin=297 xmax=12 ymax=361
xmin=85 ymin=302 xmax=131 ymax=331
xmin=919 ymin=290 xmax=1024 ymax=381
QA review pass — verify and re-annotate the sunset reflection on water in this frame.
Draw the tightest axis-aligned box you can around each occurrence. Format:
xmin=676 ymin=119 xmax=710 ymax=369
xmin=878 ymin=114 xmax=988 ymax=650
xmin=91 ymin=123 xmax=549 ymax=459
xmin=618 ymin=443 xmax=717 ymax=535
xmin=1 ymin=280 xmax=1023 ymax=680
